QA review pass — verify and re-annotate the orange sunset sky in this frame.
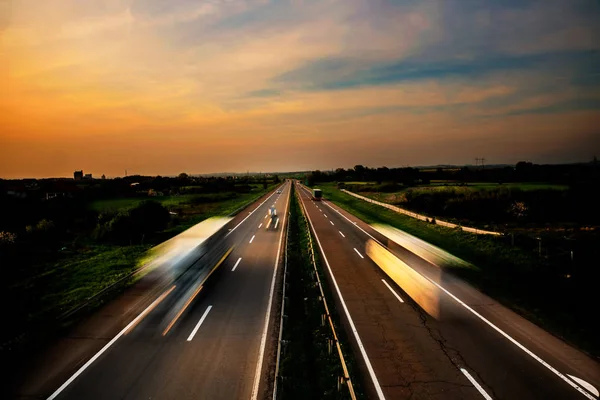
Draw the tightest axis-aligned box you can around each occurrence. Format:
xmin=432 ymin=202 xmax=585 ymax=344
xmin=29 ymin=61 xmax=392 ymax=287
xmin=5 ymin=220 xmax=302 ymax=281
xmin=1 ymin=0 xmax=599 ymax=178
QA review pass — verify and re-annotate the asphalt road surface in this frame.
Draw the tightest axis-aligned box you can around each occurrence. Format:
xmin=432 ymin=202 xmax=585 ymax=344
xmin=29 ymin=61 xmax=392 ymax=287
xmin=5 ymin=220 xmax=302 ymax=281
xmin=296 ymin=182 xmax=600 ymax=400
xmin=18 ymin=182 xmax=292 ymax=400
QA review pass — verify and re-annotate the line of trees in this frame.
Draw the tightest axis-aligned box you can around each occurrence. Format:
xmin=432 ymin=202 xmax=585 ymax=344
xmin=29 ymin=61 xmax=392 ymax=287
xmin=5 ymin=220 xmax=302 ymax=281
xmin=306 ymin=159 xmax=599 ymax=187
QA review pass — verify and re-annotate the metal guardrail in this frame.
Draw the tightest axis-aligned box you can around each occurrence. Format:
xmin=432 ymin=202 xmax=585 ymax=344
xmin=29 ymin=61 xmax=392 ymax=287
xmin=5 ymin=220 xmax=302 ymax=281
xmin=291 ymin=184 xmax=358 ymax=400
xmin=272 ymin=209 xmax=290 ymax=400
xmin=341 ymin=189 xmax=502 ymax=236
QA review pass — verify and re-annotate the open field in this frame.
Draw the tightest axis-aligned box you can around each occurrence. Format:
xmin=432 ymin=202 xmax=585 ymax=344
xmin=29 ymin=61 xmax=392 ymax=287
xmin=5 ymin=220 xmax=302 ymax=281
xmin=90 ymin=191 xmax=253 ymax=213
xmin=344 ymin=181 xmax=568 ymax=193
xmin=315 ymin=182 xmax=599 ymax=357
xmin=430 ymin=182 xmax=569 ymax=191
xmin=90 ymin=195 xmax=198 ymax=212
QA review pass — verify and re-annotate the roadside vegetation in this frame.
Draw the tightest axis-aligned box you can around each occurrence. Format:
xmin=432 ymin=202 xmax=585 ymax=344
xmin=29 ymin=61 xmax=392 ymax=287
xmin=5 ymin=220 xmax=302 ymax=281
xmin=0 ymin=174 xmax=279 ymax=354
xmin=277 ymin=186 xmax=363 ymax=399
xmin=304 ymin=161 xmax=600 ymax=358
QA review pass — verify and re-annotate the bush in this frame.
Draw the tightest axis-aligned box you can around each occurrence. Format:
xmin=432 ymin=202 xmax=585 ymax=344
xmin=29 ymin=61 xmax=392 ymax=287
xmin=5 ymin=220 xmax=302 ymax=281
xmin=0 ymin=231 xmax=17 ymax=245
xmin=94 ymin=201 xmax=170 ymax=244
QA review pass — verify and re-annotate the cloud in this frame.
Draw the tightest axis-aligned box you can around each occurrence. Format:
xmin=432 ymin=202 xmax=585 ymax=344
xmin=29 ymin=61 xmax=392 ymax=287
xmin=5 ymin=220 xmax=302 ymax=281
xmin=2 ymin=0 xmax=600 ymax=177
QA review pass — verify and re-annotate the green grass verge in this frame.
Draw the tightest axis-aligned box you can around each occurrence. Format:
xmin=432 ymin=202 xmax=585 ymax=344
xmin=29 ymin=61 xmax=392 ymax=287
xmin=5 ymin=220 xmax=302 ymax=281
xmin=90 ymin=191 xmax=251 ymax=213
xmin=278 ymin=186 xmax=364 ymax=399
xmin=316 ymin=183 xmax=598 ymax=358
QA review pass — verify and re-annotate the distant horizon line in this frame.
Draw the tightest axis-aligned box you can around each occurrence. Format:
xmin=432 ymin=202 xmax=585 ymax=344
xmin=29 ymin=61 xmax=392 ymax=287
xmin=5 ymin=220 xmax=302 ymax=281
xmin=2 ymin=160 xmax=597 ymax=180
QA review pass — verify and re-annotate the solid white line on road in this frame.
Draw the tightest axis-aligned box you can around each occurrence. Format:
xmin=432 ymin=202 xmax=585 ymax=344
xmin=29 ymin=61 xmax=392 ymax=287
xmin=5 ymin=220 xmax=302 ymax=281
xmin=354 ymin=248 xmax=364 ymax=259
xmin=382 ymin=279 xmax=404 ymax=303
xmin=47 ymin=285 xmax=177 ymax=400
xmin=298 ymin=195 xmax=386 ymax=400
xmin=567 ymin=375 xmax=599 ymax=397
xmin=339 ymin=231 xmax=345 ymax=238
xmin=232 ymin=257 xmax=242 ymax=272
xmin=322 ymin=199 xmax=596 ymax=400
xmin=249 ymin=235 xmax=256 ymax=243
xmin=330 ymin=221 xmax=334 ymax=226
xmin=251 ymin=182 xmax=290 ymax=400
xmin=259 ymin=223 xmax=263 ymax=228
xmin=187 ymin=306 xmax=213 ymax=341
xmin=434 ymin=279 xmax=595 ymax=400
xmin=460 ymin=368 xmax=493 ymax=400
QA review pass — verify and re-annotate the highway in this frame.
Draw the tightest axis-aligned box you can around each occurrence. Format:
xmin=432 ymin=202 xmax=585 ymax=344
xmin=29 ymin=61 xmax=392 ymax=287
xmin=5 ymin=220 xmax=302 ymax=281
xmin=296 ymin=182 xmax=600 ymax=400
xmin=14 ymin=181 xmax=291 ymax=400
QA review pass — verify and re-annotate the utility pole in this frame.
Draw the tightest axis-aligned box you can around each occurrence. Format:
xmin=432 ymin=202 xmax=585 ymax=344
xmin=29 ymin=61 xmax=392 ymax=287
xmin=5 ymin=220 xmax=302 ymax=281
xmin=474 ymin=158 xmax=485 ymax=170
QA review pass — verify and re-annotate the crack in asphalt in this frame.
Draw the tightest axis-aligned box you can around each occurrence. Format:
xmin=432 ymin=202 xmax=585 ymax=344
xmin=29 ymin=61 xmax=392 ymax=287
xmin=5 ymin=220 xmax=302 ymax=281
xmin=415 ymin=307 xmax=499 ymax=399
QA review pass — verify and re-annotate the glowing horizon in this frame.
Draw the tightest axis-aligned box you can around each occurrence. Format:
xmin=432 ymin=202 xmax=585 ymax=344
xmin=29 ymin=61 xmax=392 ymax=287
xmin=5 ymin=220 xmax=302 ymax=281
xmin=1 ymin=0 xmax=599 ymax=178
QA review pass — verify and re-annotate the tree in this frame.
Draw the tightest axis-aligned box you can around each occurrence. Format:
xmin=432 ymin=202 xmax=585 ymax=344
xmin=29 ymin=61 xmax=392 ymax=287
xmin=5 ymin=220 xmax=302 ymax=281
xmin=177 ymin=173 xmax=189 ymax=180
xmin=36 ymin=219 xmax=55 ymax=232
xmin=96 ymin=201 xmax=170 ymax=244
xmin=306 ymin=173 xmax=315 ymax=186
xmin=129 ymin=200 xmax=170 ymax=235
xmin=0 ymin=231 xmax=17 ymax=246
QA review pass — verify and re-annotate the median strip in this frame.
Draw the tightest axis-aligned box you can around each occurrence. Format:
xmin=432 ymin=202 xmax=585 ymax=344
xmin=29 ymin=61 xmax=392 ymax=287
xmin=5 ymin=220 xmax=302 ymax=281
xmin=274 ymin=184 xmax=363 ymax=400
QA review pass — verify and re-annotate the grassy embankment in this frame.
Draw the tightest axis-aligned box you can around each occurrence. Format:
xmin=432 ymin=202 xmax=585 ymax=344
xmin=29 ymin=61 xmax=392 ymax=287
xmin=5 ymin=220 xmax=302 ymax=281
xmin=356 ymin=182 xmax=567 ymax=205
xmin=278 ymin=186 xmax=364 ymax=399
xmin=314 ymin=182 xmax=598 ymax=358
xmin=2 ymin=184 xmax=278 ymax=351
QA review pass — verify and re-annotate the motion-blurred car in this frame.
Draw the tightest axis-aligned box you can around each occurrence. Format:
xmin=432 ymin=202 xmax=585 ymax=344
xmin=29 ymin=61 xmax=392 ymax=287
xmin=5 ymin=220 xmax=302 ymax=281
xmin=267 ymin=206 xmax=279 ymax=230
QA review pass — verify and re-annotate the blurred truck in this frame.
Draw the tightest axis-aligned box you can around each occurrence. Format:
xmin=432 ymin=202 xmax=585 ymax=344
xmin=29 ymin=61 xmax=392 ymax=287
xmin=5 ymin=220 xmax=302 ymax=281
xmin=312 ymin=188 xmax=322 ymax=201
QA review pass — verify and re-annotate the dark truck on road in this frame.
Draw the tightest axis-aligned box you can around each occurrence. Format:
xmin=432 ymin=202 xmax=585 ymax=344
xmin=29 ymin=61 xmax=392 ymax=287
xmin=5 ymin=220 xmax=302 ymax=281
xmin=312 ymin=188 xmax=322 ymax=201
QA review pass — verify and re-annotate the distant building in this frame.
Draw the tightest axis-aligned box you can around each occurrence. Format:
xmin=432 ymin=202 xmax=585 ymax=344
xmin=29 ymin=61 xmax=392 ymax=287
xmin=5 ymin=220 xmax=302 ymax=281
xmin=84 ymin=173 xmax=93 ymax=180
xmin=74 ymin=170 xmax=83 ymax=180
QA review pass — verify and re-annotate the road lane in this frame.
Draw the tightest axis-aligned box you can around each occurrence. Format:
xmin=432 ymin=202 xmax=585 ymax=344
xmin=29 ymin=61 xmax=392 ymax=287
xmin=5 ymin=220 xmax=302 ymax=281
xmin=297 ymin=182 xmax=600 ymax=400
xmin=42 ymin=181 xmax=291 ymax=400
xmin=296 ymin=183 xmax=482 ymax=400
